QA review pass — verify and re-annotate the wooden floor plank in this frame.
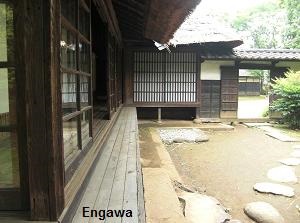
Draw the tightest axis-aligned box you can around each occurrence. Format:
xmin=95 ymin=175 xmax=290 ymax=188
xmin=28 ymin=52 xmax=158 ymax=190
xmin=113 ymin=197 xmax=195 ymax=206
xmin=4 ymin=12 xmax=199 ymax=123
xmin=71 ymin=109 xmax=128 ymax=223
xmin=122 ymin=111 xmax=139 ymax=223
xmin=89 ymin=109 xmax=129 ymax=223
xmin=68 ymin=107 xmax=144 ymax=223
xmin=105 ymin=109 xmax=134 ymax=223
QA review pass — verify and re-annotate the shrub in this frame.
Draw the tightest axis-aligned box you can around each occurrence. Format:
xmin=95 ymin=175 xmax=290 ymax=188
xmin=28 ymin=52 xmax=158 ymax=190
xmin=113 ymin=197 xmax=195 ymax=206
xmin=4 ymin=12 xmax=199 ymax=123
xmin=262 ymin=107 xmax=269 ymax=117
xmin=270 ymin=70 xmax=300 ymax=129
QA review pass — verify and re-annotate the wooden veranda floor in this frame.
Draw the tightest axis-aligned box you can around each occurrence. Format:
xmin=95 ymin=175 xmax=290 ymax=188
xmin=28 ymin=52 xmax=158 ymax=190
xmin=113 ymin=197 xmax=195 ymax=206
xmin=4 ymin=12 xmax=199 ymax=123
xmin=70 ymin=107 xmax=145 ymax=223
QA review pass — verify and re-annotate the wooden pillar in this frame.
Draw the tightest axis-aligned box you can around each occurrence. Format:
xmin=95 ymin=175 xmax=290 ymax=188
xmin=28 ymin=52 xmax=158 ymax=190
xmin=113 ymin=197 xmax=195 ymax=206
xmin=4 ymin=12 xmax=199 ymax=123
xmin=196 ymin=53 xmax=202 ymax=119
xmin=15 ymin=0 xmax=64 ymax=220
xmin=157 ymin=107 xmax=162 ymax=123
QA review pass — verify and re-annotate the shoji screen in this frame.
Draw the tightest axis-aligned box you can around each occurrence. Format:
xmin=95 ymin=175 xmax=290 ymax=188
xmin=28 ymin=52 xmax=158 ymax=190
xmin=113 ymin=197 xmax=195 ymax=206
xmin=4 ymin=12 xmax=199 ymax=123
xmin=133 ymin=51 xmax=197 ymax=103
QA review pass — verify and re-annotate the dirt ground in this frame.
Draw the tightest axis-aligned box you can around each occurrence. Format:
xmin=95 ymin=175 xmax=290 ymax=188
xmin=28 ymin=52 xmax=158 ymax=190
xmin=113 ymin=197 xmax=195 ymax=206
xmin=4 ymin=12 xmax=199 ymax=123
xmin=139 ymin=122 xmax=300 ymax=223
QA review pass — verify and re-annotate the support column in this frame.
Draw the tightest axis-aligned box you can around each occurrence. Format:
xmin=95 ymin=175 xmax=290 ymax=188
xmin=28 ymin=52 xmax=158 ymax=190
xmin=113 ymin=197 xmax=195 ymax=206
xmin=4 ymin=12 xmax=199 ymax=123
xmin=16 ymin=0 xmax=65 ymax=220
xmin=158 ymin=107 xmax=162 ymax=123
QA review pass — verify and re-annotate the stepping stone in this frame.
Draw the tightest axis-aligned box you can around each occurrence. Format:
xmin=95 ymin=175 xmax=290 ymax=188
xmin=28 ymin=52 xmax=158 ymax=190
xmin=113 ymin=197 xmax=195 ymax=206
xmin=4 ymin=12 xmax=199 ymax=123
xmin=291 ymin=150 xmax=300 ymax=158
xmin=279 ymin=157 xmax=300 ymax=166
xmin=179 ymin=192 xmax=231 ymax=223
xmin=265 ymin=131 xmax=298 ymax=142
xmin=267 ymin=166 xmax=297 ymax=183
xmin=253 ymin=182 xmax=294 ymax=197
xmin=244 ymin=202 xmax=284 ymax=223
xmin=293 ymin=145 xmax=300 ymax=149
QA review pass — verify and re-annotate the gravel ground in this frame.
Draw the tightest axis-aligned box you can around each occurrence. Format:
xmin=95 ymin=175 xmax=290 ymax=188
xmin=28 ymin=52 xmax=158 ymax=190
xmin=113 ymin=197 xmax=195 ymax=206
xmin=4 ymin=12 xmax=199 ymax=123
xmin=159 ymin=128 xmax=209 ymax=144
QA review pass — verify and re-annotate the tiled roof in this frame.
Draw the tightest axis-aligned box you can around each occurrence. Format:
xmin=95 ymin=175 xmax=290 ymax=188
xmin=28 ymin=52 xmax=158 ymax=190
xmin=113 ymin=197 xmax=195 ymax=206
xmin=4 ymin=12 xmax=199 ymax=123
xmin=234 ymin=49 xmax=300 ymax=60
xmin=198 ymin=48 xmax=300 ymax=61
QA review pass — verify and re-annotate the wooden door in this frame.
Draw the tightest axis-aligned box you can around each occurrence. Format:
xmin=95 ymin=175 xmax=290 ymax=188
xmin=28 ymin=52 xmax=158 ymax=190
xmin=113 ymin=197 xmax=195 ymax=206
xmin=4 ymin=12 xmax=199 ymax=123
xmin=200 ymin=80 xmax=221 ymax=118
xmin=220 ymin=66 xmax=239 ymax=119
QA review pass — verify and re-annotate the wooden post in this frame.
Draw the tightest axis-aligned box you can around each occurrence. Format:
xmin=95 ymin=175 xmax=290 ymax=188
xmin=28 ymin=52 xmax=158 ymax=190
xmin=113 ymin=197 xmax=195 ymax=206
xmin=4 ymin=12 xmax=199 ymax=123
xmin=15 ymin=0 xmax=64 ymax=220
xmin=158 ymin=107 xmax=162 ymax=123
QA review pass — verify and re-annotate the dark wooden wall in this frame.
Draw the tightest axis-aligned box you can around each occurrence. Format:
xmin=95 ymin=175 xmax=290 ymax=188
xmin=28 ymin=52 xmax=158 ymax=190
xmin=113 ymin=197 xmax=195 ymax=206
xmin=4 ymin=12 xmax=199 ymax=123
xmin=220 ymin=66 xmax=239 ymax=119
xmin=199 ymin=80 xmax=221 ymax=118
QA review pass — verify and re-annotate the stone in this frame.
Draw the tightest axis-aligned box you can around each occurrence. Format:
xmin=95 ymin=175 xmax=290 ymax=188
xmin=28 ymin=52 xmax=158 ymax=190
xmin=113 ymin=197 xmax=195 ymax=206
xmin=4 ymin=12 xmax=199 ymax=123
xmin=267 ymin=165 xmax=297 ymax=183
xmin=253 ymin=182 xmax=294 ymax=197
xmin=159 ymin=128 xmax=208 ymax=144
xmin=291 ymin=150 xmax=300 ymax=158
xmin=195 ymin=135 xmax=209 ymax=142
xmin=143 ymin=169 xmax=187 ymax=223
xmin=292 ymin=145 xmax=300 ymax=149
xmin=244 ymin=202 xmax=284 ymax=223
xmin=227 ymin=220 xmax=242 ymax=223
xmin=193 ymin=118 xmax=202 ymax=124
xmin=179 ymin=192 xmax=231 ymax=223
xmin=279 ymin=157 xmax=300 ymax=166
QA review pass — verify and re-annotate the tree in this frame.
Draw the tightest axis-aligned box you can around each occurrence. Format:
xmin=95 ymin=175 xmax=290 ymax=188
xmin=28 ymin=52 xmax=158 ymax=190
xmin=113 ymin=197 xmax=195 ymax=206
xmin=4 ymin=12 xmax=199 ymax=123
xmin=280 ymin=0 xmax=300 ymax=48
xmin=271 ymin=70 xmax=300 ymax=128
xmin=231 ymin=2 xmax=287 ymax=49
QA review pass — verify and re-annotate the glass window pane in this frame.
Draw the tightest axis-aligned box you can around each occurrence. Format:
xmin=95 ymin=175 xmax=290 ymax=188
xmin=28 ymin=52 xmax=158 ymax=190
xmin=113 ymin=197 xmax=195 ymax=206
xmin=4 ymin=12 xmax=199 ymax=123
xmin=61 ymin=0 xmax=76 ymax=26
xmin=80 ymin=75 xmax=90 ymax=108
xmin=61 ymin=27 xmax=77 ymax=70
xmin=0 ymin=68 xmax=19 ymax=188
xmin=63 ymin=117 xmax=79 ymax=164
xmin=79 ymin=41 xmax=90 ymax=73
xmin=79 ymin=6 xmax=90 ymax=39
xmin=0 ymin=3 xmax=13 ymax=63
xmin=0 ymin=4 xmax=7 ymax=62
xmin=81 ymin=110 xmax=91 ymax=148
xmin=62 ymin=73 xmax=77 ymax=115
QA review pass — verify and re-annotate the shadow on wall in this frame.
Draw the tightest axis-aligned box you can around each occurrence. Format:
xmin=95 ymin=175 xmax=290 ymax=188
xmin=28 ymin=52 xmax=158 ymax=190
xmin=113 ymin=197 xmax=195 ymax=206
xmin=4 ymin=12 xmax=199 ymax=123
xmin=137 ymin=107 xmax=196 ymax=120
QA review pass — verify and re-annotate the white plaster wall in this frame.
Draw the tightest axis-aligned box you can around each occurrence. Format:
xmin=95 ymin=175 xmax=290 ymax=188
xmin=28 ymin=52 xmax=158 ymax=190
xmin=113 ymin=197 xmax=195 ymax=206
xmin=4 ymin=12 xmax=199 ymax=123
xmin=200 ymin=60 xmax=234 ymax=80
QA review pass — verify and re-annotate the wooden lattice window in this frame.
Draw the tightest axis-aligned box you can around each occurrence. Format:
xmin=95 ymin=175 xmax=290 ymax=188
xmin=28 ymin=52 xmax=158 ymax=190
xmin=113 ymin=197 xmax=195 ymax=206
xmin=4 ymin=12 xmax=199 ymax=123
xmin=133 ymin=51 xmax=197 ymax=103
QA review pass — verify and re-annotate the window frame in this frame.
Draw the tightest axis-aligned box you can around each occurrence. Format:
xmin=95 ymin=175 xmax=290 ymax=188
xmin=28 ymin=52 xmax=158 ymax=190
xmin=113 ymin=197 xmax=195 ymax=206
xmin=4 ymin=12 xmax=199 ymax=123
xmin=60 ymin=0 xmax=92 ymax=180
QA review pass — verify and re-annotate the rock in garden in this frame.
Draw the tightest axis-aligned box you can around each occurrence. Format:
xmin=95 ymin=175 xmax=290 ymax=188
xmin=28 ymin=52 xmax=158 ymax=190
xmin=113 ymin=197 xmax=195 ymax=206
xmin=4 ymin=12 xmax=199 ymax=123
xmin=244 ymin=202 xmax=284 ymax=223
xmin=279 ymin=157 xmax=300 ymax=166
xmin=291 ymin=150 xmax=300 ymax=158
xmin=193 ymin=118 xmax=202 ymax=124
xmin=159 ymin=128 xmax=208 ymax=144
xmin=253 ymin=182 xmax=294 ymax=197
xmin=292 ymin=145 xmax=300 ymax=149
xmin=267 ymin=165 xmax=297 ymax=183
xmin=179 ymin=192 xmax=231 ymax=223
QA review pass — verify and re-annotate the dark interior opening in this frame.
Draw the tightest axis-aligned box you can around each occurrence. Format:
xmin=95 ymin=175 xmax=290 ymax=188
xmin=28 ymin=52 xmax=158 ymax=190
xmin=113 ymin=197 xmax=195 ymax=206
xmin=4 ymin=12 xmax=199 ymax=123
xmin=91 ymin=4 xmax=109 ymax=135
xmin=137 ymin=107 xmax=196 ymax=120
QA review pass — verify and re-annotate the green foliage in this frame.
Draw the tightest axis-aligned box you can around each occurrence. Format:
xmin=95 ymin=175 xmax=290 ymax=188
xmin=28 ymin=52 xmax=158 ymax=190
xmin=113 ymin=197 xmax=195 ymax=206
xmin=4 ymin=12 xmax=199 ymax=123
xmin=262 ymin=107 xmax=269 ymax=117
xmin=270 ymin=70 xmax=300 ymax=128
xmin=280 ymin=0 xmax=300 ymax=48
xmin=231 ymin=1 xmax=286 ymax=49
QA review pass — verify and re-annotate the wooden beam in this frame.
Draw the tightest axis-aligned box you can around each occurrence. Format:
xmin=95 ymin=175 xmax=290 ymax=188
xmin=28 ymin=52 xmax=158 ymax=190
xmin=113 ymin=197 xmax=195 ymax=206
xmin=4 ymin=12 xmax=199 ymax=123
xmin=237 ymin=63 xmax=274 ymax=70
xmin=113 ymin=1 xmax=145 ymax=17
